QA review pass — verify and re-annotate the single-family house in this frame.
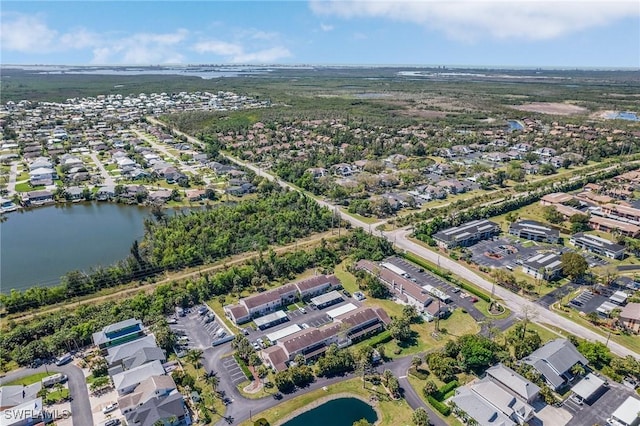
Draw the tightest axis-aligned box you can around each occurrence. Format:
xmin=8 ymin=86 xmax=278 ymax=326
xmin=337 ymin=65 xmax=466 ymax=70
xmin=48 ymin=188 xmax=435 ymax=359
xmin=522 ymin=338 xmax=588 ymax=390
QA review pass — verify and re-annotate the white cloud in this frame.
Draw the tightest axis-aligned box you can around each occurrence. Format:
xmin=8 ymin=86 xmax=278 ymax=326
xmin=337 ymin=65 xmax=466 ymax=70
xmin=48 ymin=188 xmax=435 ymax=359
xmin=1 ymin=12 xmax=189 ymax=64
xmin=193 ymin=39 xmax=291 ymax=63
xmin=1 ymin=13 xmax=58 ymax=52
xmin=309 ymin=0 xmax=639 ymax=41
xmin=320 ymin=23 xmax=335 ymax=32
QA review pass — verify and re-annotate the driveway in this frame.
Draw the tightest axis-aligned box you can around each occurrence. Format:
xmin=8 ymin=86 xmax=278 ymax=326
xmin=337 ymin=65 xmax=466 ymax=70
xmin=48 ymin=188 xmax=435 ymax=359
xmin=0 ymin=362 xmax=93 ymax=426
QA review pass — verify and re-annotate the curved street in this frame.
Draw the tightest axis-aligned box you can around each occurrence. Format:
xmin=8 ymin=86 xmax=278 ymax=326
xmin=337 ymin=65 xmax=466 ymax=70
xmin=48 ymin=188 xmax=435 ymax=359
xmin=0 ymin=362 xmax=93 ymax=426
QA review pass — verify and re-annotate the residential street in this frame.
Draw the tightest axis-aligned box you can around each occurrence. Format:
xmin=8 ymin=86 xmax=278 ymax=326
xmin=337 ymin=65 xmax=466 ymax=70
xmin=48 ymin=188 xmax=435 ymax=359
xmin=0 ymin=362 xmax=93 ymax=426
xmin=89 ymin=152 xmax=115 ymax=187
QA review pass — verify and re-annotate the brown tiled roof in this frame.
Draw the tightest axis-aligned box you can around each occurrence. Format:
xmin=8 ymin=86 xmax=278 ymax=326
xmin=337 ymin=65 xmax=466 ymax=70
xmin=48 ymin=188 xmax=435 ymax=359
xmin=620 ymin=303 xmax=640 ymax=321
xmin=295 ymin=275 xmax=340 ymax=292
xmin=280 ymin=323 xmax=341 ymax=356
xmin=261 ymin=345 xmax=288 ymax=371
xmin=242 ymin=283 xmax=297 ymax=310
xmin=226 ymin=304 xmax=249 ymax=321
xmin=335 ymin=307 xmax=380 ymax=328
xmin=540 ymin=192 xmax=575 ymax=205
xmin=589 ymin=215 xmax=640 ymax=234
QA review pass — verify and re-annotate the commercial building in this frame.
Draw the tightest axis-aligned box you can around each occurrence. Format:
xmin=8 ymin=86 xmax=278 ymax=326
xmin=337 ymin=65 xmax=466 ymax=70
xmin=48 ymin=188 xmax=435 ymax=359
xmin=569 ymin=232 xmax=625 ymax=260
xmin=508 ymin=220 xmax=560 ymax=244
xmin=433 ymin=219 xmax=500 ymax=249
xmin=522 ymin=253 xmax=563 ymax=281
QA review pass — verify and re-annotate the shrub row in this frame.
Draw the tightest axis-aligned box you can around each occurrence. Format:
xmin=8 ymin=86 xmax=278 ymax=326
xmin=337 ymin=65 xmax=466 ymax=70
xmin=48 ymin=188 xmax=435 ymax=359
xmin=368 ymin=330 xmax=392 ymax=347
xmin=233 ymin=354 xmax=253 ymax=380
xmin=402 ymin=252 xmax=491 ymax=302
xmin=427 ymin=395 xmax=451 ymax=416
xmin=433 ymin=380 xmax=459 ymax=401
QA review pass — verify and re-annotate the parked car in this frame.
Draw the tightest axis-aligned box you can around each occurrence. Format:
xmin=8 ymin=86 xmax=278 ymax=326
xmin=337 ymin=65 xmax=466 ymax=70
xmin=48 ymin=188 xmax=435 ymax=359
xmin=198 ymin=306 xmax=208 ymax=315
xmin=242 ymin=328 xmax=250 ymax=335
xmin=273 ymin=393 xmax=283 ymax=400
xmin=55 ymin=353 xmax=72 ymax=366
xmin=252 ymin=342 xmax=260 ymax=350
xmin=342 ymin=290 xmax=351 ymax=297
xmin=42 ymin=373 xmax=67 ymax=387
xmin=301 ymin=323 xmax=309 ymax=329
xmin=103 ymin=419 xmax=121 ymax=426
xmin=299 ymin=307 xmax=307 ymax=314
xmin=102 ymin=402 xmax=118 ymax=414
xmin=470 ymin=296 xmax=479 ymax=303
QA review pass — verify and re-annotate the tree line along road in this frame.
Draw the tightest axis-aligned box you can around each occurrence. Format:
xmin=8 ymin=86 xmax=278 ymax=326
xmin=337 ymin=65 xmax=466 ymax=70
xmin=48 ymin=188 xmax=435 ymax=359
xmin=155 ymin=119 xmax=639 ymax=359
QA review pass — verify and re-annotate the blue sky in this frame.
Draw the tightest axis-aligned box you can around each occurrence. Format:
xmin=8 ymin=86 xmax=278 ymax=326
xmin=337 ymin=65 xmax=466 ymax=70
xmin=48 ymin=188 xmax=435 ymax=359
xmin=1 ymin=1 xmax=639 ymax=67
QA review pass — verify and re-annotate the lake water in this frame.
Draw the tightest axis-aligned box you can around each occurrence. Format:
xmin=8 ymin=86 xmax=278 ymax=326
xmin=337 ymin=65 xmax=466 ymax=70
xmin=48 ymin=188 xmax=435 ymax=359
xmin=0 ymin=203 xmax=150 ymax=292
xmin=281 ymin=397 xmax=377 ymax=426
xmin=507 ymin=120 xmax=524 ymax=131
xmin=605 ymin=111 xmax=639 ymax=121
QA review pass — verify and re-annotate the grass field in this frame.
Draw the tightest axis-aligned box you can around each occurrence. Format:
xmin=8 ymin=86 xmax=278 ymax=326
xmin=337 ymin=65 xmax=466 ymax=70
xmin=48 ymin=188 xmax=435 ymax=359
xmin=406 ymin=374 xmax=464 ymax=426
xmin=4 ymin=372 xmax=50 ymax=386
xmin=239 ymin=378 xmax=414 ymax=426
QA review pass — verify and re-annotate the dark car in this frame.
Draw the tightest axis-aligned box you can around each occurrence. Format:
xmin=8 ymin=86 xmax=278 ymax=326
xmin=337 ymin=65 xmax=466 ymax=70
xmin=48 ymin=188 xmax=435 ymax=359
xmin=342 ymin=290 xmax=351 ymax=297
xmin=273 ymin=393 xmax=283 ymax=400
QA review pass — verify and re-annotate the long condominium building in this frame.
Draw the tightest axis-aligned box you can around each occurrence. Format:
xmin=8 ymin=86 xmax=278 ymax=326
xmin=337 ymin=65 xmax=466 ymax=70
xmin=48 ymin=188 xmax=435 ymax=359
xmin=433 ymin=219 xmax=500 ymax=249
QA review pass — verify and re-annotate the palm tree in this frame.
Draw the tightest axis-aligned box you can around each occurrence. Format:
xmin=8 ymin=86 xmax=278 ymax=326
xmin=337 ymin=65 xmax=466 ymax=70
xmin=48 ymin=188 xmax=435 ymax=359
xmin=411 ymin=355 xmax=422 ymax=370
xmin=184 ymin=349 xmax=204 ymax=378
xmin=206 ymin=374 xmax=220 ymax=394
xmin=382 ymin=369 xmax=393 ymax=386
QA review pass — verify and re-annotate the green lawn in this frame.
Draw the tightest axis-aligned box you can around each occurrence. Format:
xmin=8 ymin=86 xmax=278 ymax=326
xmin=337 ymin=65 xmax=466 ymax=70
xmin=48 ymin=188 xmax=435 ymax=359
xmin=239 ymin=378 xmax=414 ymax=426
xmin=4 ymin=372 xmax=50 ymax=386
xmin=15 ymin=182 xmax=43 ymax=192
xmin=334 ymin=261 xmax=359 ymax=293
xmin=236 ymin=380 xmax=273 ymax=399
xmin=339 ymin=207 xmax=381 ymax=225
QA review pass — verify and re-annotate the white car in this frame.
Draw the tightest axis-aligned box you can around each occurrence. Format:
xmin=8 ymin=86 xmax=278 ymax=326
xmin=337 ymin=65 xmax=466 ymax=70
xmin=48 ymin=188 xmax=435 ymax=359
xmin=102 ymin=402 xmax=118 ymax=414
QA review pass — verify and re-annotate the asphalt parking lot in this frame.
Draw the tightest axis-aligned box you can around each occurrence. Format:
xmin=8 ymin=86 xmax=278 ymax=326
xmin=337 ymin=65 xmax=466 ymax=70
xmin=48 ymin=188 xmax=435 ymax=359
xmin=384 ymin=256 xmax=486 ymax=322
xmin=469 ymin=238 xmax=539 ymax=269
xmin=564 ymin=381 xmax=636 ymax=426
xmin=222 ymin=356 xmax=248 ymax=386
xmin=169 ymin=305 xmax=232 ymax=350
xmin=242 ymin=297 xmax=361 ymax=347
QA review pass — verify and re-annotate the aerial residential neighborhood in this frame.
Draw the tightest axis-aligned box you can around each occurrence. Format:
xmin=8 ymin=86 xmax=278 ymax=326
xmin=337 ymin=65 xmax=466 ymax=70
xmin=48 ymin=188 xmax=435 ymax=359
xmin=1 ymin=7 xmax=640 ymax=423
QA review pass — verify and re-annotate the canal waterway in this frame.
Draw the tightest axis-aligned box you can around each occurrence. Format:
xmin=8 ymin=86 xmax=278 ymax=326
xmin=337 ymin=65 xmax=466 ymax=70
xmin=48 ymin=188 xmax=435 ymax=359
xmin=281 ymin=397 xmax=378 ymax=426
xmin=1 ymin=202 xmax=150 ymax=292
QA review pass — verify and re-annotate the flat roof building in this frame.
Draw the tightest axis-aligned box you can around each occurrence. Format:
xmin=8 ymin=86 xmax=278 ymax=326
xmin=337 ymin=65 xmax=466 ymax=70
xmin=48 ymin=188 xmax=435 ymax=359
xmin=265 ymin=324 xmax=302 ymax=344
xmin=608 ymin=396 xmax=640 ymax=426
xmin=522 ymin=252 xmax=563 ymax=281
xmin=433 ymin=219 xmax=500 ymax=249
xmin=570 ymin=373 xmax=606 ymax=403
xmin=254 ymin=310 xmax=289 ymax=330
xmin=310 ymin=290 xmax=344 ymax=309
xmin=509 ymin=220 xmax=560 ymax=244
xmin=326 ymin=303 xmax=358 ymax=319
xmin=569 ymin=232 xmax=625 ymax=260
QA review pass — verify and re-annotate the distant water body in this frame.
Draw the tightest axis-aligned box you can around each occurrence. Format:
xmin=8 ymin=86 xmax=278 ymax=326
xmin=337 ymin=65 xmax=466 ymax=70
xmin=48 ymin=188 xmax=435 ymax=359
xmin=507 ymin=120 xmax=524 ymax=131
xmin=605 ymin=111 xmax=639 ymax=121
xmin=0 ymin=203 xmax=149 ymax=293
xmin=33 ymin=66 xmax=272 ymax=80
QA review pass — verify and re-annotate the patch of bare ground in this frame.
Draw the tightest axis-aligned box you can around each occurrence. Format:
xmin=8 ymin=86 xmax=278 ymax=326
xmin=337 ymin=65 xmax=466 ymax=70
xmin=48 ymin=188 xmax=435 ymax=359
xmin=510 ymin=102 xmax=588 ymax=115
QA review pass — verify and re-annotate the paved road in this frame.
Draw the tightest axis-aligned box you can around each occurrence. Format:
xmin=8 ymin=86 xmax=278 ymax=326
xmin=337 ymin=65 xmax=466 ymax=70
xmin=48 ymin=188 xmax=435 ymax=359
xmin=0 ymin=362 xmax=93 ymax=426
xmin=6 ymin=161 xmax=18 ymax=195
xmin=89 ymin=153 xmax=115 ymax=187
